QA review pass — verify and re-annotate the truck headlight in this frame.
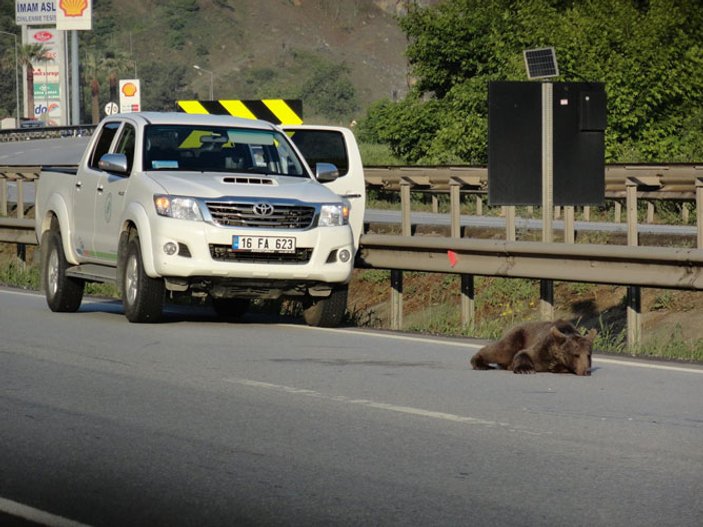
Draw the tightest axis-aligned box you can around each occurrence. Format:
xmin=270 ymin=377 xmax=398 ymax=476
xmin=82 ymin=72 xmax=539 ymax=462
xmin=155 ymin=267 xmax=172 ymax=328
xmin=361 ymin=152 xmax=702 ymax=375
xmin=154 ymin=195 xmax=203 ymax=221
xmin=318 ymin=204 xmax=349 ymax=227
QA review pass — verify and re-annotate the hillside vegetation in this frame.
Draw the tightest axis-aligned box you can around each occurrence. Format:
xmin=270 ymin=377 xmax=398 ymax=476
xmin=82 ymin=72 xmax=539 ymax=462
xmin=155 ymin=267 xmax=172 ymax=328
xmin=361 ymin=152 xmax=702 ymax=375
xmin=0 ymin=0 xmax=413 ymax=125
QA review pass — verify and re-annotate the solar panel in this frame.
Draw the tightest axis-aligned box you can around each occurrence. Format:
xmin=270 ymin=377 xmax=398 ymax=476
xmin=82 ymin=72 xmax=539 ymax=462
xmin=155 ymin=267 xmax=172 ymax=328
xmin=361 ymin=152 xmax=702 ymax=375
xmin=523 ymin=47 xmax=559 ymax=80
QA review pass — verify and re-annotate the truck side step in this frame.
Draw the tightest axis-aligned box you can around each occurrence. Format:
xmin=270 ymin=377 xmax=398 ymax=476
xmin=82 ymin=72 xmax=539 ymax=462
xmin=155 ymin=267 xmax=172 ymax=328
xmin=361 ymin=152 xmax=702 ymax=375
xmin=66 ymin=264 xmax=117 ymax=283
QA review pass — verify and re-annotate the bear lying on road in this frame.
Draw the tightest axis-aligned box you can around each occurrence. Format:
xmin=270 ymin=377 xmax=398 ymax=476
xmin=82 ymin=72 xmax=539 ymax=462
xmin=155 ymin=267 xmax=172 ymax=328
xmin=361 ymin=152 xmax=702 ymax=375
xmin=470 ymin=320 xmax=596 ymax=375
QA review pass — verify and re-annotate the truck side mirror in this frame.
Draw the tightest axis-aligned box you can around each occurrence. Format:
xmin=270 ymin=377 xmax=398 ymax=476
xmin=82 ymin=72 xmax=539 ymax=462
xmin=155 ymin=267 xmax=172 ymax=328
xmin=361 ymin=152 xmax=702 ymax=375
xmin=315 ymin=162 xmax=339 ymax=182
xmin=98 ymin=153 xmax=129 ymax=175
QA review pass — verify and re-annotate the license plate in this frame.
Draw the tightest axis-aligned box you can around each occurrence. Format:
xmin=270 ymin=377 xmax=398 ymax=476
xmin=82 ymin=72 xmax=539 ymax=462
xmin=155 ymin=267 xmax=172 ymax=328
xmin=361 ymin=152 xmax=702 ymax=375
xmin=232 ymin=235 xmax=296 ymax=253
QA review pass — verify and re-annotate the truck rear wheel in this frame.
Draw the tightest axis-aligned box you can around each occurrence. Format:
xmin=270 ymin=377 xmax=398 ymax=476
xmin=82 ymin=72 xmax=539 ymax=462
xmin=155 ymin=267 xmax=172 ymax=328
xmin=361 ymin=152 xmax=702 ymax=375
xmin=41 ymin=228 xmax=84 ymax=312
xmin=303 ymin=285 xmax=348 ymax=327
xmin=122 ymin=236 xmax=164 ymax=323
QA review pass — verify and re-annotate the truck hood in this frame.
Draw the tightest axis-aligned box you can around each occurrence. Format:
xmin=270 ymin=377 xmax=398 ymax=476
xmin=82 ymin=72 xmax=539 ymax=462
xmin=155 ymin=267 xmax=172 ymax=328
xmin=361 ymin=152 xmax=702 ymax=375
xmin=145 ymin=171 xmax=343 ymax=203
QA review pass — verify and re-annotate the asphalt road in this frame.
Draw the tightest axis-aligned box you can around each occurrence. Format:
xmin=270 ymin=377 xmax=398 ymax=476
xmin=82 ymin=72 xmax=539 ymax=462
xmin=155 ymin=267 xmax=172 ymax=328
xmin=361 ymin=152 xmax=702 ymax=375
xmin=1 ymin=287 xmax=702 ymax=526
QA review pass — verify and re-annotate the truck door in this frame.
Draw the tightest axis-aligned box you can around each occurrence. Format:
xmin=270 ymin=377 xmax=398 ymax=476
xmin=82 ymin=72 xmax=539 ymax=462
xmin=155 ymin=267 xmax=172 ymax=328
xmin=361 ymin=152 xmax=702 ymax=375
xmin=72 ymin=121 xmax=120 ymax=261
xmin=92 ymin=122 xmax=134 ymax=262
xmin=284 ymin=125 xmax=366 ymax=252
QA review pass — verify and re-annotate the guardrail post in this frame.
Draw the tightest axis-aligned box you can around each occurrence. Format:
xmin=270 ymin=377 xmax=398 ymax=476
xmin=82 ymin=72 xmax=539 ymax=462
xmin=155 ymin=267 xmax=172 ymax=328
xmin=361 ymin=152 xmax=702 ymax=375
xmin=0 ymin=178 xmax=7 ymax=216
xmin=16 ymin=179 xmax=24 ymax=219
xmin=390 ymin=180 xmax=412 ymax=330
xmin=400 ymin=180 xmax=411 ymax=236
xmin=431 ymin=194 xmax=439 ymax=214
xmin=461 ymin=275 xmax=475 ymax=332
xmin=391 ymin=269 xmax=403 ymax=330
xmin=475 ymin=195 xmax=483 ymax=216
xmin=626 ymin=177 xmax=642 ymax=348
xmin=681 ymin=202 xmax=689 ymax=224
xmin=451 ymin=181 xmax=475 ymax=329
xmin=583 ymin=206 xmax=590 ymax=222
xmin=564 ymin=206 xmax=575 ymax=244
xmin=450 ymin=183 xmax=461 ymax=238
xmin=646 ymin=201 xmax=654 ymax=224
xmin=696 ymin=177 xmax=703 ymax=248
xmin=504 ymin=206 xmax=516 ymax=242
xmin=614 ymin=200 xmax=622 ymax=223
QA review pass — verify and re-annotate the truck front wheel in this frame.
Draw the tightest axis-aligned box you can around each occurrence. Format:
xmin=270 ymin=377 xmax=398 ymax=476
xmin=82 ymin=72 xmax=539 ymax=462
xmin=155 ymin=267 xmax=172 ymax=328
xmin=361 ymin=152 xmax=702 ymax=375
xmin=303 ymin=285 xmax=348 ymax=327
xmin=122 ymin=236 xmax=164 ymax=323
xmin=41 ymin=228 xmax=84 ymax=312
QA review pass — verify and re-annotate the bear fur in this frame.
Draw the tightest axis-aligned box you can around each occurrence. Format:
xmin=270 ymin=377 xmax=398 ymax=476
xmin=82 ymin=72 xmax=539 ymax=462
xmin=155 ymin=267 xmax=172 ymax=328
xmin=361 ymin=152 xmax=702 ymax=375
xmin=470 ymin=320 xmax=596 ymax=375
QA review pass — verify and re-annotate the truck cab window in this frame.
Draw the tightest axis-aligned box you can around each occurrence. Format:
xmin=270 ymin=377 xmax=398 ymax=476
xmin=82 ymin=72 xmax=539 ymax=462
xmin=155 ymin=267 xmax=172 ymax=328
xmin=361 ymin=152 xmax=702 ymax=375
xmin=114 ymin=124 xmax=136 ymax=175
xmin=288 ymin=130 xmax=349 ymax=177
xmin=89 ymin=122 xmax=121 ymax=169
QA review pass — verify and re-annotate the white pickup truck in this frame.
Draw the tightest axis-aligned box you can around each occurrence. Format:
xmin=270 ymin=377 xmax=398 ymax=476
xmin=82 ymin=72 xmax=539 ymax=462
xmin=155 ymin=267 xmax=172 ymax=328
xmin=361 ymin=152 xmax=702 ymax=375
xmin=35 ymin=112 xmax=365 ymax=326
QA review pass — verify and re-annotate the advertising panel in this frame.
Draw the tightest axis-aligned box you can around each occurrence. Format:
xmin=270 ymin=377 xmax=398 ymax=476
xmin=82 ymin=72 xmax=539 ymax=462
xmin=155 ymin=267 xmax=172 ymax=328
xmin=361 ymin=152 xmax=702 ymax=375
xmin=15 ymin=1 xmax=56 ymax=25
xmin=28 ymin=28 xmax=66 ymax=126
xmin=119 ymin=80 xmax=141 ymax=113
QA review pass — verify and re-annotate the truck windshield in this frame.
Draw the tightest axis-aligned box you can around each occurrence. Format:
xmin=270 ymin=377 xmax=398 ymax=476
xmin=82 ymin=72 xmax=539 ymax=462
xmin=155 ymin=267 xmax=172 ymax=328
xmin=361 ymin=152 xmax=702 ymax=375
xmin=143 ymin=125 xmax=308 ymax=177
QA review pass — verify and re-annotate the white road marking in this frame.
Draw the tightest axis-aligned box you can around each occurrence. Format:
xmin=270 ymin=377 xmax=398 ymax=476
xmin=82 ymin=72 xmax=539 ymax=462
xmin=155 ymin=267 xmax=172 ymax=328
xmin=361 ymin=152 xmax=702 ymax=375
xmin=279 ymin=323 xmax=484 ymax=349
xmin=0 ymin=497 xmax=92 ymax=527
xmin=595 ymin=357 xmax=703 ymax=374
xmin=228 ymin=378 xmax=512 ymax=429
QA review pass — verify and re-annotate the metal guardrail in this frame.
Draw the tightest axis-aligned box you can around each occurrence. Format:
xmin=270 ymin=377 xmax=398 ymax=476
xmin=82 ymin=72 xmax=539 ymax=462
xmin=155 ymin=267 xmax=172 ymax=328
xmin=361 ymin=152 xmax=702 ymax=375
xmin=365 ymin=164 xmax=703 ymax=196
xmin=358 ymin=234 xmax=703 ymax=290
xmin=0 ymin=217 xmax=35 ymax=244
xmin=0 ymin=125 xmax=96 ymax=142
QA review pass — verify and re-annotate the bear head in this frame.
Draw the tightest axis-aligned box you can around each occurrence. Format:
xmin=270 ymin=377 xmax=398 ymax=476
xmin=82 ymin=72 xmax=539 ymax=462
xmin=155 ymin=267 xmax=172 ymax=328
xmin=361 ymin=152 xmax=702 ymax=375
xmin=549 ymin=326 xmax=597 ymax=376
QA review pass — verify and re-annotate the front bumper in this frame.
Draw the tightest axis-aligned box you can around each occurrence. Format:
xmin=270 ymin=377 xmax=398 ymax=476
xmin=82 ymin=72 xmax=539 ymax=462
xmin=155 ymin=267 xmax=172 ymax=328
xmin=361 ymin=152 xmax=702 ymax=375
xmin=149 ymin=216 xmax=355 ymax=284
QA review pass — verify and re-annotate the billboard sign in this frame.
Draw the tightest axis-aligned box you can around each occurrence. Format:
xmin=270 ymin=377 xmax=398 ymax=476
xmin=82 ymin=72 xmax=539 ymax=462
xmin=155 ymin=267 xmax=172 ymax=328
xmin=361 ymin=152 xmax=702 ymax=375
xmin=15 ymin=1 xmax=56 ymax=25
xmin=28 ymin=28 xmax=65 ymax=126
xmin=119 ymin=80 xmax=141 ymax=113
xmin=56 ymin=0 xmax=92 ymax=30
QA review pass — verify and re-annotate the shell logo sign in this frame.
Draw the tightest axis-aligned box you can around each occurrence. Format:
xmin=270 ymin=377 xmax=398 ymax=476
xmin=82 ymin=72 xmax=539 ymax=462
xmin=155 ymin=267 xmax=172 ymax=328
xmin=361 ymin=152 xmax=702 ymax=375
xmin=59 ymin=0 xmax=89 ymax=17
xmin=121 ymin=82 xmax=138 ymax=98
xmin=55 ymin=0 xmax=92 ymax=30
xmin=119 ymin=79 xmax=141 ymax=113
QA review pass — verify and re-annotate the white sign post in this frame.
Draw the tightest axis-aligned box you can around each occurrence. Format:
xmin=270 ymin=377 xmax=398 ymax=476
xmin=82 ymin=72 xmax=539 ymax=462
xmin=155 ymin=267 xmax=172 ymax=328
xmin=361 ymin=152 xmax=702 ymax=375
xmin=119 ymin=80 xmax=141 ymax=113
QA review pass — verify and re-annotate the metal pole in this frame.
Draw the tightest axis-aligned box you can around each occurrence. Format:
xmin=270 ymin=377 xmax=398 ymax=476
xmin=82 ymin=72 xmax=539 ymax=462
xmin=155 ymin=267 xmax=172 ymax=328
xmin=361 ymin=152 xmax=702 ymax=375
xmin=71 ymin=31 xmax=80 ymax=125
xmin=540 ymin=82 xmax=554 ymax=320
xmin=626 ymin=178 xmax=641 ymax=347
xmin=13 ymin=36 xmax=19 ymax=124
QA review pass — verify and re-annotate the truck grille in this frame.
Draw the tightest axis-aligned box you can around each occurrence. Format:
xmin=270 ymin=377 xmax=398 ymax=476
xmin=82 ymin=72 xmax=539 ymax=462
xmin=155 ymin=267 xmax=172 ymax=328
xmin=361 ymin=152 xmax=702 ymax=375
xmin=205 ymin=201 xmax=316 ymax=229
xmin=209 ymin=244 xmax=313 ymax=264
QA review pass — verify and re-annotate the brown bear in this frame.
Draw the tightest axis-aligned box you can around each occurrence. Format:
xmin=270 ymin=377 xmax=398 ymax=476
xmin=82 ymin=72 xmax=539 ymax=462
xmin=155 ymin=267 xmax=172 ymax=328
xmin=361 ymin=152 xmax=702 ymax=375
xmin=470 ymin=320 xmax=596 ymax=375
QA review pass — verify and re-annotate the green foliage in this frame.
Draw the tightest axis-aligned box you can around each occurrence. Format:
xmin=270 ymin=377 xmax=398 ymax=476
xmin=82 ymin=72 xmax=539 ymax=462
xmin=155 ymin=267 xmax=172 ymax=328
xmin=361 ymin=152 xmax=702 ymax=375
xmin=357 ymin=269 xmax=391 ymax=284
xmin=163 ymin=0 xmax=200 ymax=50
xmin=0 ymin=2 xmax=19 ymax=119
xmin=0 ymin=257 xmax=39 ymax=290
xmin=358 ymin=143 xmax=405 ymax=165
xmin=299 ymin=62 xmax=359 ymax=120
xmin=364 ymin=0 xmax=703 ymax=163
xmin=141 ymin=62 xmax=195 ymax=111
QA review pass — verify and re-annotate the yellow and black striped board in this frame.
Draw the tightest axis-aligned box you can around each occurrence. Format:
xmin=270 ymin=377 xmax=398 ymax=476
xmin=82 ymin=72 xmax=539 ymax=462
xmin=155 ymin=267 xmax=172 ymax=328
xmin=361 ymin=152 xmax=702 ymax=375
xmin=177 ymin=99 xmax=303 ymax=125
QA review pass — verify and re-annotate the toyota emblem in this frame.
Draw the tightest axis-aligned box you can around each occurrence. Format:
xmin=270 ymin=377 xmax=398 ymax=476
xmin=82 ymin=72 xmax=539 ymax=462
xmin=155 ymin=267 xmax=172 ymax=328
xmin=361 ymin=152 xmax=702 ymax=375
xmin=253 ymin=202 xmax=274 ymax=216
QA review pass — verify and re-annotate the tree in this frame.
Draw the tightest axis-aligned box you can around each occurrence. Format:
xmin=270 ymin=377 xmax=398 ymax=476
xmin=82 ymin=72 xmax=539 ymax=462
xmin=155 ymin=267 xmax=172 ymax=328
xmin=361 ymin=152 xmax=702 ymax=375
xmin=17 ymin=43 xmax=49 ymax=120
xmin=363 ymin=0 xmax=703 ymax=163
xmin=299 ymin=62 xmax=359 ymax=120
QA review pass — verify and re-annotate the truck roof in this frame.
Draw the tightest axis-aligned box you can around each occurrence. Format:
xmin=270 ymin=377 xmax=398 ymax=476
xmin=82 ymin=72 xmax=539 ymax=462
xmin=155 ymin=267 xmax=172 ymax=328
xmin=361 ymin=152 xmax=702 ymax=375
xmin=109 ymin=111 xmax=277 ymax=130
